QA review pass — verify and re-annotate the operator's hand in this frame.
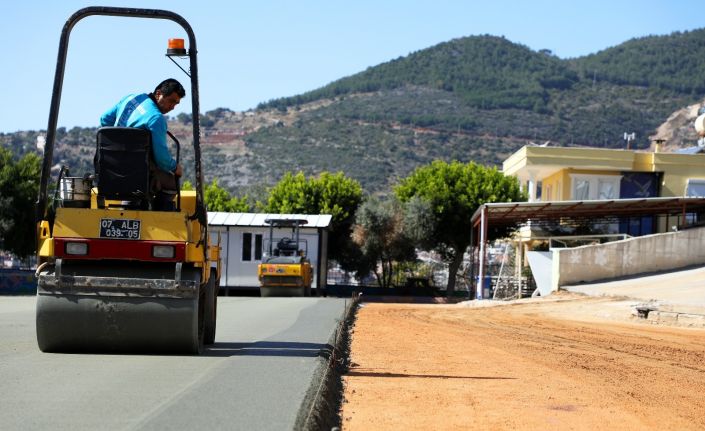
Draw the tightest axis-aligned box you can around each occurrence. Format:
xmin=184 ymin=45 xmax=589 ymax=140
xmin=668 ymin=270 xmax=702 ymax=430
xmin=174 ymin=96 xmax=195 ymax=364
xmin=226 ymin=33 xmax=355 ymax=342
xmin=174 ymin=163 xmax=183 ymax=177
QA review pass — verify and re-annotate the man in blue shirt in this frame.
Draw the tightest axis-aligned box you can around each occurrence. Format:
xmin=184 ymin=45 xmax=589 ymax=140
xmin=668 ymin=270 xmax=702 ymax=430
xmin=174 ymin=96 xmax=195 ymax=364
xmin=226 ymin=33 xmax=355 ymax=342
xmin=100 ymin=78 xmax=185 ymax=209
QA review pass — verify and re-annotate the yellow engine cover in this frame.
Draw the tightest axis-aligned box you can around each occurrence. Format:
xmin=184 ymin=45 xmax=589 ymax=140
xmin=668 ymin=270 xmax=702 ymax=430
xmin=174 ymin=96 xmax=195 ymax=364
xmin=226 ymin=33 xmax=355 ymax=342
xmin=52 ymin=207 xmax=188 ymax=241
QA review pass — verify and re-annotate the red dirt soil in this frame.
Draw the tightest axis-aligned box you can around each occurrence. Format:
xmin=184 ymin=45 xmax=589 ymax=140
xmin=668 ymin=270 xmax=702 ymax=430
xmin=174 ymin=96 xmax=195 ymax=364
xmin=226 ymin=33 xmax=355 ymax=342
xmin=341 ymin=295 xmax=705 ymax=430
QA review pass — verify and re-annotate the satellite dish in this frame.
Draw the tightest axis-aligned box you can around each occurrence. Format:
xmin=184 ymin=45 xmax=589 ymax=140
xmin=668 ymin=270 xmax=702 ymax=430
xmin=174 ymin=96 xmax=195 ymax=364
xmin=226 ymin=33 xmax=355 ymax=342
xmin=695 ymin=114 xmax=705 ymax=136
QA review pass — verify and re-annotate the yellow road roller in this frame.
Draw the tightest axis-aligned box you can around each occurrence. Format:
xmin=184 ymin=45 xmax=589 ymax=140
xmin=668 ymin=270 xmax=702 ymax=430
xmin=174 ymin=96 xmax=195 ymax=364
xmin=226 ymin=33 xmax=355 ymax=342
xmin=34 ymin=7 xmax=219 ymax=354
xmin=258 ymin=218 xmax=313 ymax=297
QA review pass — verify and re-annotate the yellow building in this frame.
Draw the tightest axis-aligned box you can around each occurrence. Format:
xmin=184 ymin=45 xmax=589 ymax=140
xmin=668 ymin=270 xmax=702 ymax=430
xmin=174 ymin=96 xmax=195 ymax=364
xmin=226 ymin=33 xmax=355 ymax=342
xmin=503 ymin=145 xmax=705 ymax=203
xmin=467 ymin=145 xmax=705 ymax=299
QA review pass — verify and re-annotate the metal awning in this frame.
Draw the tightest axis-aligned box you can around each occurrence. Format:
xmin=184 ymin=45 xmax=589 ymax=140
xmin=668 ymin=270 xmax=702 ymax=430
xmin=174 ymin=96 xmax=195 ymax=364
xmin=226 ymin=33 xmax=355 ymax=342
xmin=471 ymin=197 xmax=705 ymax=229
xmin=468 ymin=197 xmax=705 ymax=300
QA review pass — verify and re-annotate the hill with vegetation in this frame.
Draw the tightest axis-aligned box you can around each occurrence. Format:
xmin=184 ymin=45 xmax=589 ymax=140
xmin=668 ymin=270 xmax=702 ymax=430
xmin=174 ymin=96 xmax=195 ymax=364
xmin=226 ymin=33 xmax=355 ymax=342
xmin=3 ymin=29 xmax=705 ymax=197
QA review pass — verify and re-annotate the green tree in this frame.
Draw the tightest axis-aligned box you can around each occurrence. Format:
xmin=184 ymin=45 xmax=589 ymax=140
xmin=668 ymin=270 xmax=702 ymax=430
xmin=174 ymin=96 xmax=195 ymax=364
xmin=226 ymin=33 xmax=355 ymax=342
xmin=182 ymin=179 xmax=251 ymax=212
xmin=204 ymin=179 xmax=251 ymax=212
xmin=352 ymin=197 xmax=416 ymax=288
xmin=395 ymin=160 xmax=525 ymax=297
xmin=263 ymin=171 xmax=363 ymax=270
xmin=0 ymin=148 xmax=41 ymax=258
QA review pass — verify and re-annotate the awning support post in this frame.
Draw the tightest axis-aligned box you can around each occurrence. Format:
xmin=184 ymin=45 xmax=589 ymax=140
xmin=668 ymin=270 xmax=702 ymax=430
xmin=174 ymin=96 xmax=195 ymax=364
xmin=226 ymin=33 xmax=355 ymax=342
xmin=477 ymin=206 xmax=488 ymax=300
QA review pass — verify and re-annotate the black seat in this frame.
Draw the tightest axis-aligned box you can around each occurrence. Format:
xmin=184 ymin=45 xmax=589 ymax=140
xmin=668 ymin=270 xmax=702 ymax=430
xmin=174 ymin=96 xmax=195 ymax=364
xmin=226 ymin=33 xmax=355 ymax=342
xmin=277 ymin=238 xmax=299 ymax=255
xmin=95 ymin=127 xmax=152 ymax=209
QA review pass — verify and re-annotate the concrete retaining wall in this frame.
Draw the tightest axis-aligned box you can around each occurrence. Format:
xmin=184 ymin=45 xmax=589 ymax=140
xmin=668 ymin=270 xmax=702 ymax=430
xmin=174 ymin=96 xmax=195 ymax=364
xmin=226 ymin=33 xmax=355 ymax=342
xmin=552 ymin=226 xmax=705 ymax=290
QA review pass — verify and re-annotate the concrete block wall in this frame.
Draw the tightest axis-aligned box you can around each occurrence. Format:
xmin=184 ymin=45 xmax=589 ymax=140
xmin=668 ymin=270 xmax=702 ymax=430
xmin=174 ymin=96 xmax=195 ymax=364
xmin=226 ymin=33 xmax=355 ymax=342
xmin=552 ymin=226 xmax=705 ymax=290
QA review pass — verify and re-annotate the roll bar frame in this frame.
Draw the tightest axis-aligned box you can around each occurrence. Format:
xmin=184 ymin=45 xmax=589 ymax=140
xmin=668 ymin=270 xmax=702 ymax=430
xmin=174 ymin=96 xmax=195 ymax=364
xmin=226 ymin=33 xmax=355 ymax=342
xmin=36 ymin=6 xmax=206 ymax=233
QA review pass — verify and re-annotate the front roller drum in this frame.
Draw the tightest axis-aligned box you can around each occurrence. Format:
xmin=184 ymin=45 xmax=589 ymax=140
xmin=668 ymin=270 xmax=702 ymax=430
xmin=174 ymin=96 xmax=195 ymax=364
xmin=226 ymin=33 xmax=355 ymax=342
xmin=36 ymin=294 xmax=201 ymax=353
xmin=35 ymin=261 xmax=205 ymax=354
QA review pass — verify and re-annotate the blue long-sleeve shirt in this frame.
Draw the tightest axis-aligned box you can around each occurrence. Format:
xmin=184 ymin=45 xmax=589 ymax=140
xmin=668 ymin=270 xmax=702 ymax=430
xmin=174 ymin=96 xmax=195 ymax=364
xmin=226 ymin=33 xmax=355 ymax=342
xmin=100 ymin=93 xmax=176 ymax=172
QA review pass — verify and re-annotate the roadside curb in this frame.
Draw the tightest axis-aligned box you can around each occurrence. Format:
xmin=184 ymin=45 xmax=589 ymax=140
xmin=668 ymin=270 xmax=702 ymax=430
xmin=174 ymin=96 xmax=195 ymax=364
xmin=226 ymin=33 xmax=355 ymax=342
xmin=296 ymin=293 xmax=361 ymax=430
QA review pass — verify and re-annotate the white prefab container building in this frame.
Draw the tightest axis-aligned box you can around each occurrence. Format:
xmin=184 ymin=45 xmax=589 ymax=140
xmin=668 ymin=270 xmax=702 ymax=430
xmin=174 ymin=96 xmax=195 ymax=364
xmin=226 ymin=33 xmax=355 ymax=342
xmin=208 ymin=212 xmax=332 ymax=293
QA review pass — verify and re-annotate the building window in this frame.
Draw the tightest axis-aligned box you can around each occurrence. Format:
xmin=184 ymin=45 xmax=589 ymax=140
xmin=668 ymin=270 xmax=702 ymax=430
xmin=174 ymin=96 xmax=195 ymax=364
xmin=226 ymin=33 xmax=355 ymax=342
xmin=598 ymin=179 xmax=618 ymax=200
xmin=685 ymin=179 xmax=705 ymax=197
xmin=570 ymin=174 xmax=621 ymax=200
xmin=242 ymin=232 xmax=263 ymax=262
xmin=574 ymin=179 xmax=590 ymax=200
xmin=254 ymin=234 xmax=263 ymax=260
xmin=242 ymin=233 xmax=252 ymax=261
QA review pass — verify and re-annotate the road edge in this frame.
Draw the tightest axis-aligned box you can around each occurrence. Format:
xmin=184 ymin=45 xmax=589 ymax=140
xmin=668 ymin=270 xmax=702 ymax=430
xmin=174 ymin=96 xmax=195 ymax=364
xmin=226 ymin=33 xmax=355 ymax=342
xmin=295 ymin=293 xmax=360 ymax=431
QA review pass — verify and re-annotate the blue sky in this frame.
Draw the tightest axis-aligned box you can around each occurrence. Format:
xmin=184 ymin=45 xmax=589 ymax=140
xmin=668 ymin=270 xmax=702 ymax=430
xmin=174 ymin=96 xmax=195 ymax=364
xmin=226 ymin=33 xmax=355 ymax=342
xmin=1 ymin=0 xmax=702 ymax=133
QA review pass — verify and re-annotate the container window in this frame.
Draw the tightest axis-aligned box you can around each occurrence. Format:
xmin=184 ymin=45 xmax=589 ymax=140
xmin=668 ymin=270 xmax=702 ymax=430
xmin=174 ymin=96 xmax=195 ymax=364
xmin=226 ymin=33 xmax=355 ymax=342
xmin=242 ymin=233 xmax=252 ymax=261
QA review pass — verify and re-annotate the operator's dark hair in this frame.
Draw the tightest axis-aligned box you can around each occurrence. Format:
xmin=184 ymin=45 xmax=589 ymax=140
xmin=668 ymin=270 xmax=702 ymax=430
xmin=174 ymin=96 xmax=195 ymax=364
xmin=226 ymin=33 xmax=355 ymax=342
xmin=154 ymin=78 xmax=186 ymax=98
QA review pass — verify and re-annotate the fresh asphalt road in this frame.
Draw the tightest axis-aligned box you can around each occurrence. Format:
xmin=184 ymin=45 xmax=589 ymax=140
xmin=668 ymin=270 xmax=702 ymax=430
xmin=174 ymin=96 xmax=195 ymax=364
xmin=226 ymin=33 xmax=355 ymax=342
xmin=0 ymin=296 xmax=350 ymax=430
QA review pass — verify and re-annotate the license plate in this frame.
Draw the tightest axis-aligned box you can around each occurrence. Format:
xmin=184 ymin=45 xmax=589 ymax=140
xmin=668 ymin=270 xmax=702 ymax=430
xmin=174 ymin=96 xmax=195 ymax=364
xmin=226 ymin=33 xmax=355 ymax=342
xmin=99 ymin=218 xmax=141 ymax=240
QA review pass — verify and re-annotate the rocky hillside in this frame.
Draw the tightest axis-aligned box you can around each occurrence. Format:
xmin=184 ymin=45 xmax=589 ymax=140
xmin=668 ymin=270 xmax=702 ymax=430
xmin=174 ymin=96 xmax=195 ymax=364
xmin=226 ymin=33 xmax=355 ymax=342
xmin=3 ymin=30 xmax=705 ymax=197
xmin=649 ymin=98 xmax=705 ymax=151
